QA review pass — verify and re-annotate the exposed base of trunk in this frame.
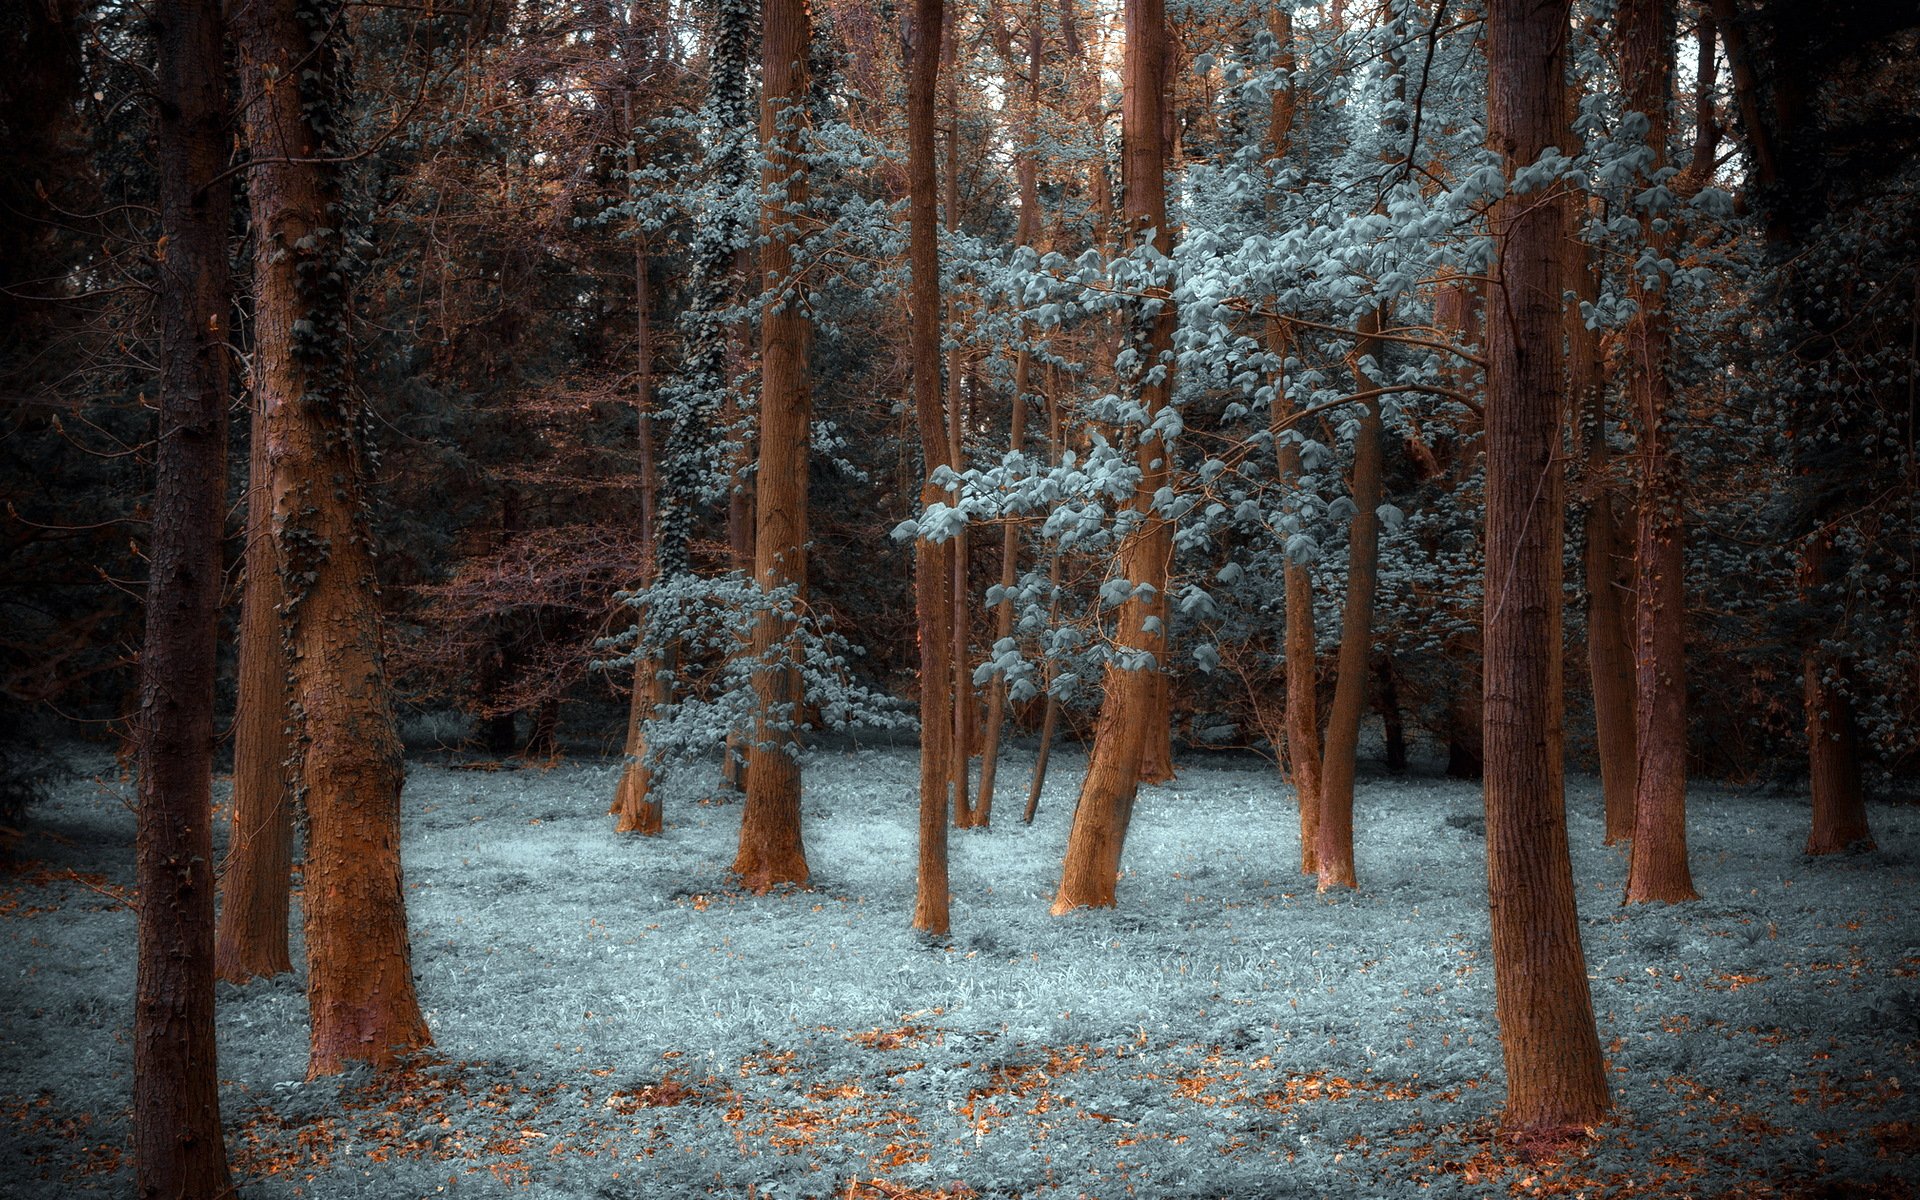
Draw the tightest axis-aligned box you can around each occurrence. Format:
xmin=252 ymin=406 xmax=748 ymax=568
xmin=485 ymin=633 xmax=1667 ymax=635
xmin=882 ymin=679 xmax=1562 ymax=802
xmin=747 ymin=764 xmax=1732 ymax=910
xmin=1804 ymin=653 xmax=1873 ymax=855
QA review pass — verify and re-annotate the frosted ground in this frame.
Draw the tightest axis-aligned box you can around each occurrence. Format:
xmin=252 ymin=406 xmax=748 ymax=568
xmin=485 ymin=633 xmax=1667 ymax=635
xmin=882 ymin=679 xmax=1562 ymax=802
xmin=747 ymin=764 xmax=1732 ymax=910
xmin=3 ymin=741 xmax=1917 ymax=1198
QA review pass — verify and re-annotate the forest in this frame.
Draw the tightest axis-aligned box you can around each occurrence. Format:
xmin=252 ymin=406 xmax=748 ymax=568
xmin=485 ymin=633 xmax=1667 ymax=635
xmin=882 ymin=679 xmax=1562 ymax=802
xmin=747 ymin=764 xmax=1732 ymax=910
xmin=0 ymin=0 xmax=1916 ymax=1195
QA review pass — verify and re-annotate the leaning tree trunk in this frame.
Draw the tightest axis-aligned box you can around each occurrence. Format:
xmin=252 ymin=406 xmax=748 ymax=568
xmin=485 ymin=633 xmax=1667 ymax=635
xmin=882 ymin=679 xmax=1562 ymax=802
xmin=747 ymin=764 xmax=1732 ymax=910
xmin=240 ymin=0 xmax=430 ymax=1075
xmin=908 ymin=0 xmax=954 ymax=935
xmin=1621 ymin=0 xmax=1698 ymax=905
xmin=613 ymin=239 xmax=662 ymax=835
xmin=1481 ymin=0 xmax=1610 ymax=1137
xmin=216 ymin=397 xmax=293 ymax=982
xmin=1314 ymin=310 xmax=1386 ymax=892
xmin=734 ymin=0 xmax=814 ymax=892
xmin=135 ymin=0 xmax=239 ymax=1189
xmin=1053 ymin=0 xmax=1175 ymax=914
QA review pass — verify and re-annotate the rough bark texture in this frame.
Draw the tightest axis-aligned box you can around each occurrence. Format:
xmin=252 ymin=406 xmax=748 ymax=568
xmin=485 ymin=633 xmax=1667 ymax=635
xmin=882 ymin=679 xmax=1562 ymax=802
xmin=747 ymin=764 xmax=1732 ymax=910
xmin=734 ymin=0 xmax=814 ymax=892
xmin=908 ymin=0 xmax=953 ymax=935
xmin=1570 ymin=223 xmax=1638 ymax=845
xmin=216 ymin=398 xmax=293 ymax=983
xmin=1053 ymin=0 xmax=1174 ymax=914
xmin=1621 ymin=0 xmax=1698 ymax=905
xmin=1481 ymin=0 xmax=1611 ymax=1137
xmin=240 ymin=0 xmax=431 ymax=1076
xmin=1315 ymin=311 xmax=1386 ymax=892
xmin=136 ymin=0 xmax=239 ymax=1189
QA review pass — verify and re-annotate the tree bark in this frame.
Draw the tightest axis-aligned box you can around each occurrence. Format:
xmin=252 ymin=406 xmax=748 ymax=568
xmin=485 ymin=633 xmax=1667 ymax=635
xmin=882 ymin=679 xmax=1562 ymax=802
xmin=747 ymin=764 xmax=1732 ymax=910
xmin=1801 ymin=531 xmax=1873 ymax=854
xmin=240 ymin=0 xmax=430 ymax=1075
xmin=613 ymin=240 xmax=662 ymax=835
xmin=1621 ymin=0 xmax=1698 ymax=905
xmin=976 ymin=9 xmax=1045 ymax=826
xmin=1315 ymin=310 xmax=1386 ymax=891
xmin=734 ymin=0 xmax=814 ymax=892
xmin=1024 ymin=365 xmax=1068 ymax=823
xmin=216 ymin=396 xmax=293 ymax=983
xmin=1569 ymin=217 xmax=1638 ymax=845
xmin=908 ymin=0 xmax=954 ymax=935
xmin=1053 ymin=0 xmax=1174 ymax=914
xmin=1267 ymin=7 xmax=1323 ymax=875
xmin=1482 ymin=0 xmax=1610 ymax=1137
xmin=944 ymin=11 xmax=979 ymax=828
xmin=136 ymin=0 xmax=239 ymax=1189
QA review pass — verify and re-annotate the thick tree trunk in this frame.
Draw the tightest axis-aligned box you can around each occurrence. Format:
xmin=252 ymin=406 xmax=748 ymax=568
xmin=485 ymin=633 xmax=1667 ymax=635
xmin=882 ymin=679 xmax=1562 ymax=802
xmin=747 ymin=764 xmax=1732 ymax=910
xmin=136 ymin=0 xmax=238 ymax=1190
xmin=1621 ymin=0 xmax=1698 ymax=905
xmin=1481 ymin=0 xmax=1610 ymax=1137
xmin=240 ymin=0 xmax=430 ymax=1075
xmin=734 ymin=0 xmax=814 ymax=892
xmin=1053 ymin=0 xmax=1174 ymax=914
xmin=908 ymin=0 xmax=953 ymax=935
xmin=1315 ymin=310 xmax=1386 ymax=891
xmin=1570 ymin=222 xmax=1638 ymax=844
xmin=216 ymin=399 xmax=293 ymax=983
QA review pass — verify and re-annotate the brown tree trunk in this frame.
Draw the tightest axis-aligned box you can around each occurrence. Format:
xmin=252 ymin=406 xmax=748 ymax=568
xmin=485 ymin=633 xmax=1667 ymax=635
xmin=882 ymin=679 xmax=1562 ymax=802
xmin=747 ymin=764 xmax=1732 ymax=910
xmin=240 ymin=0 xmax=431 ymax=1075
xmin=1265 ymin=7 xmax=1322 ymax=875
xmin=1481 ymin=0 xmax=1610 ymax=1137
xmin=908 ymin=0 xmax=954 ymax=935
xmin=1801 ymin=533 xmax=1873 ymax=854
xmin=216 ymin=397 xmax=294 ymax=983
xmin=734 ymin=0 xmax=814 ymax=892
xmin=1052 ymin=0 xmax=1174 ymax=914
xmin=976 ymin=10 xmax=1045 ymax=826
xmin=136 ymin=0 xmax=239 ymax=1189
xmin=1570 ymin=219 xmax=1638 ymax=844
xmin=1315 ymin=310 xmax=1386 ymax=892
xmin=944 ymin=13 xmax=979 ymax=828
xmin=1024 ymin=366 xmax=1067 ymax=824
xmin=1375 ymin=655 xmax=1407 ymax=773
xmin=1621 ymin=0 xmax=1698 ymax=905
xmin=614 ymin=241 xmax=662 ymax=835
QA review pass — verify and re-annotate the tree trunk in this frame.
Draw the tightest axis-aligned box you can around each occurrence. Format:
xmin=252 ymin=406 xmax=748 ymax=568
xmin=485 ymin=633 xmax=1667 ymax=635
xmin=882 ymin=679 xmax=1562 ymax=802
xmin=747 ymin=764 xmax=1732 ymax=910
xmin=1266 ymin=7 xmax=1322 ymax=875
xmin=1801 ymin=532 xmax=1873 ymax=854
xmin=1024 ymin=365 xmax=1067 ymax=823
xmin=976 ymin=11 xmax=1045 ymax=826
xmin=1570 ymin=218 xmax=1638 ymax=845
xmin=908 ymin=0 xmax=953 ymax=935
xmin=216 ymin=396 xmax=293 ymax=983
xmin=1315 ymin=310 xmax=1387 ymax=892
xmin=1375 ymin=655 xmax=1407 ymax=773
xmin=1621 ymin=0 xmax=1698 ymax=905
xmin=1481 ymin=0 xmax=1609 ymax=1137
xmin=136 ymin=0 xmax=238 ymax=1189
xmin=1052 ymin=0 xmax=1174 ymax=914
xmin=734 ymin=0 xmax=814 ymax=892
xmin=613 ymin=240 xmax=661 ymax=835
xmin=240 ymin=0 xmax=430 ymax=1075
xmin=943 ymin=13 xmax=979 ymax=828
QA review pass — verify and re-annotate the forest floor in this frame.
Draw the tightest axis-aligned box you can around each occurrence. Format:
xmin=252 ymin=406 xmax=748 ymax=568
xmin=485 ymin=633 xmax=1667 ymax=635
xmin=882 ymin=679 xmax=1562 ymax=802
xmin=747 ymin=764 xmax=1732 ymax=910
xmin=2 ymin=740 xmax=1917 ymax=1199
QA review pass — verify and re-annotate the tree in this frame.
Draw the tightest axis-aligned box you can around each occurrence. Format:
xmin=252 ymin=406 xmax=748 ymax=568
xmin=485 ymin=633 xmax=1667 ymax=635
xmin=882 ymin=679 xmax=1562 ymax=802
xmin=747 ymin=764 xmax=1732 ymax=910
xmin=909 ymin=0 xmax=954 ymax=935
xmin=734 ymin=0 xmax=815 ymax=892
xmin=1053 ymin=0 xmax=1175 ymax=914
xmin=1620 ymin=0 xmax=1698 ymax=904
xmin=1264 ymin=6 xmax=1322 ymax=875
xmin=215 ymin=405 xmax=293 ymax=982
xmin=237 ymin=0 xmax=430 ymax=1074
xmin=1314 ymin=310 xmax=1386 ymax=891
xmin=1481 ymin=0 xmax=1611 ymax=1137
xmin=133 ymin=0 xmax=239 ymax=1190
